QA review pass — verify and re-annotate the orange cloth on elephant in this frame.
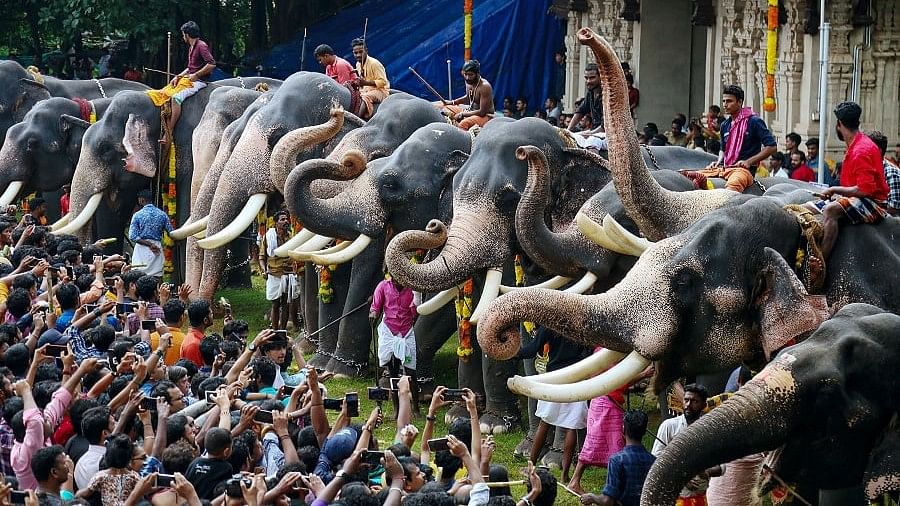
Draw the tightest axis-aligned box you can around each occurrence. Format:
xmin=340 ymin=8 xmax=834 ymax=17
xmin=146 ymin=77 xmax=194 ymax=107
xmin=442 ymin=104 xmax=492 ymax=131
xmin=676 ymin=495 xmax=707 ymax=506
xmin=698 ymin=166 xmax=754 ymax=193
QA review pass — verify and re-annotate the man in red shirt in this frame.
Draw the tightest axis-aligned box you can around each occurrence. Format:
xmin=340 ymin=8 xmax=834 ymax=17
xmin=314 ymin=44 xmax=355 ymax=85
xmin=162 ymin=21 xmax=216 ymax=145
xmin=806 ymin=101 xmax=889 ymax=260
xmin=180 ymin=299 xmax=213 ymax=368
xmin=789 ymin=151 xmax=816 ymax=182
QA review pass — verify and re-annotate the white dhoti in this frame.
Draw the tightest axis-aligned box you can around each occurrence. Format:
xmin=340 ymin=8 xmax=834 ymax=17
xmin=265 ymin=273 xmax=299 ymax=301
xmin=132 ymin=240 xmax=164 ymax=277
xmin=376 ymin=321 xmax=416 ymax=371
xmin=573 ymin=133 xmax=609 ymax=150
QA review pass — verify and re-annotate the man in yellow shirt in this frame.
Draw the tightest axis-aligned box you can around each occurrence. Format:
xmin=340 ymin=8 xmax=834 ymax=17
xmin=150 ymin=299 xmax=186 ymax=365
xmin=351 ymin=37 xmax=389 ymax=120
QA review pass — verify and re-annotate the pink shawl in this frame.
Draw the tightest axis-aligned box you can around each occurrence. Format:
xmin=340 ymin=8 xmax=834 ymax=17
xmin=723 ymin=107 xmax=754 ymax=166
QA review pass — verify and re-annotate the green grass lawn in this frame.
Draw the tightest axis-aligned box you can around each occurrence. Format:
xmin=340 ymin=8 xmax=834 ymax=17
xmin=214 ymin=278 xmax=659 ymax=505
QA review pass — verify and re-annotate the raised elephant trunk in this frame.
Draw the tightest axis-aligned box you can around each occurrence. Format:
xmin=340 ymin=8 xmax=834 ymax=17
xmin=283 ymin=151 xmax=381 ymax=240
xmin=386 ymin=207 xmax=510 ymax=293
xmin=641 ymin=362 xmax=796 ymax=505
xmin=577 ymin=28 xmax=730 ymax=240
xmin=55 ymin=152 xmax=107 ymax=240
xmin=270 ymin=107 xmax=346 ymax=193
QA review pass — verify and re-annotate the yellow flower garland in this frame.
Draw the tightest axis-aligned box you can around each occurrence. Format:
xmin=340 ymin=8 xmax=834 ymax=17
xmin=160 ymin=144 xmax=177 ymax=279
xmin=456 ymin=279 xmax=474 ymax=360
xmin=764 ymin=0 xmax=778 ymax=112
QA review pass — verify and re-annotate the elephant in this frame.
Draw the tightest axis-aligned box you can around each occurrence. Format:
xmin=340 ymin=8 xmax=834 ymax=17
xmin=56 ymin=77 xmax=279 ymax=282
xmin=0 ymin=96 xmax=113 ymax=209
xmin=474 ymin=28 xmax=900 ymax=406
xmin=0 ymin=60 xmax=148 ymax=151
xmin=642 ymin=303 xmax=900 ymax=506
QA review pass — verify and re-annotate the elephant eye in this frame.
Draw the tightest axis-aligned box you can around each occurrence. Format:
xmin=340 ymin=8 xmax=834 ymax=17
xmin=672 ymin=269 xmax=697 ymax=293
xmin=26 ymin=138 xmax=38 ymax=152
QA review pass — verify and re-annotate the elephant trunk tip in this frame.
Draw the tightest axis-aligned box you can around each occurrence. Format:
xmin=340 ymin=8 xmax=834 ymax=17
xmin=341 ymin=148 xmax=366 ymax=175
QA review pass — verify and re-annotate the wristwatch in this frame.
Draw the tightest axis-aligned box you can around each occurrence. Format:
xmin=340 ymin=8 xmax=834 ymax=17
xmin=247 ymin=343 xmax=257 ymax=352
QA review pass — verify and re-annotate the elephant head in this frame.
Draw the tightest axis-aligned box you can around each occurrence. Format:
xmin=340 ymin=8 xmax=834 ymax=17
xmin=641 ymin=303 xmax=900 ymax=505
xmin=385 ymin=118 xmax=610 ymax=315
xmin=0 ymin=97 xmax=113 ymax=208
xmin=0 ymin=61 xmax=52 ymax=146
xmin=283 ymin=122 xmax=471 ymax=261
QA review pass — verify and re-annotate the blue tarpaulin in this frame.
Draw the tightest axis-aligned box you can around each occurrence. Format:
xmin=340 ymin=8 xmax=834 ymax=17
xmin=258 ymin=0 xmax=563 ymax=113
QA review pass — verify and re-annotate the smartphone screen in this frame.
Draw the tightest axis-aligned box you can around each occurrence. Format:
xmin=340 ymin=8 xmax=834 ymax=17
xmin=44 ymin=345 xmax=67 ymax=357
xmin=322 ymin=398 xmax=343 ymax=411
xmin=141 ymin=397 xmax=159 ymax=411
xmin=428 ymin=438 xmax=450 ymax=452
xmin=280 ymin=385 xmax=295 ymax=396
xmin=10 ymin=490 xmax=27 ymax=505
xmin=156 ymin=474 xmax=176 ymax=487
xmin=389 ymin=377 xmax=400 ymax=391
xmin=362 ymin=450 xmax=385 ymax=465
xmin=140 ymin=320 xmax=156 ymax=331
xmin=108 ymin=354 xmax=119 ymax=371
xmin=345 ymin=392 xmax=359 ymax=418
xmin=117 ymin=302 xmax=134 ymax=315
xmin=442 ymin=389 xmax=466 ymax=401
xmin=254 ymin=410 xmax=274 ymax=424
xmin=367 ymin=387 xmax=390 ymax=402
xmin=205 ymin=391 xmax=217 ymax=404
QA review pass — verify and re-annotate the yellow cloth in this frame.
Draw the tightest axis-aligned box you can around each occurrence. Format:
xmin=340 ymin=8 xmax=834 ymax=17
xmin=146 ymin=77 xmax=194 ymax=107
xmin=151 ymin=328 xmax=186 ymax=365
xmin=259 ymin=231 xmax=292 ymax=277
xmin=356 ymin=55 xmax=389 ymax=90
xmin=0 ymin=282 xmax=8 ymax=306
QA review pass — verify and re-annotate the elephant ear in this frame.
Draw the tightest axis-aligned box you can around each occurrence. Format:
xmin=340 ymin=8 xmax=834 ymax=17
xmin=59 ymin=114 xmax=91 ymax=136
xmin=445 ymin=149 xmax=469 ymax=179
xmin=548 ymin=147 xmax=612 ymax=229
xmin=752 ymin=247 xmax=830 ymax=359
xmin=864 ymin=426 xmax=900 ymax=501
xmin=12 ymin=78 xmax=51 ymax=121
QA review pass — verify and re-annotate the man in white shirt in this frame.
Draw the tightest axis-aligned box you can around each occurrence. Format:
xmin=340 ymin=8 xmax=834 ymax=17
xmin=74 ymin=406 xmax=114 ymax=489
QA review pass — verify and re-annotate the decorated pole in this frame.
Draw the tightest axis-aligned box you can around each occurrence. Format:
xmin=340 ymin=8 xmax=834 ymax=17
xmin=166 ymin=31 xmax=172 ymax=79
xmin=464 ymin=0 xmax=473 ymax=61
xmin=816 ymin=0 xmax=829 ymax=185
xmin=763 ymin=0 xmax=778 ymax=112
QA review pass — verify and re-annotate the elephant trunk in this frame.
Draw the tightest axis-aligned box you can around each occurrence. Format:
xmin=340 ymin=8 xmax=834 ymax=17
xmin=641 ymin=362 xmax=796 ymax=506
xmin=514 ymin=145 xmax=604 ymax=278
xmin=55 ymin=153 xmax=107 ymax=240
xmin=283 ymin=152 xmax=381 ymax=239
xmin=270 ymin=107 xmax=346 ymax=193
xmin=386 ymin=208 xmax=510 ymax=293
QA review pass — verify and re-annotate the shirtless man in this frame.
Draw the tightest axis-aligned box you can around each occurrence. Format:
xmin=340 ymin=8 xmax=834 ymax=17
xmin=435 ymin=60 xmax=495 ymax=131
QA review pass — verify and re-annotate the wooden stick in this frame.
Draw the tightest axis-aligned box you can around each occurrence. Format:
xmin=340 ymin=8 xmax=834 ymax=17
xmin=486 ymin=480 xmax=526 ymax=488
xmin=408 ymin=66 xmax=448 ymax=104
xmin=558 ymin=482 xmax=583 ymax=497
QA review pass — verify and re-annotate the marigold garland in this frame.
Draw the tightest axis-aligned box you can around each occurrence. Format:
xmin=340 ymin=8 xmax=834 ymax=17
xmin=514 ymin=255 xmax=536 ymax=334
xmin=160 ymin=144 xmax=177 ymax=279
xmin=764 ymin=0 xmax=778 ymax=112
xmin=318 ymin=264 xmax=336 ymax=303
xmin=463 ymin=0 xmax=473 ymax=61
xmin=455 ymin=278 xmax=474 ymax=360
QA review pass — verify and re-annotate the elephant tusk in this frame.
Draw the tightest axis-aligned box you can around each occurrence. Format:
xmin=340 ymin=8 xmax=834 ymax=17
xmin=517 ymin=348 xmax=627 ymax=385
xmin=563 ymin=271 xmax=598 ymax=294
xmin=170 ymin=215 xmax=210 ymax=240
xmin=417 ymin=285 xmax=463 ymax=315
xmin=274 ymin=229 xmax=316 ymax=257
xmin=198 ymin=193 xmax=268 ymax=250
xmin=289 ymin=234 xmax=334 ymax=254
xmin=499 ymin=275 xmax=572 ymax=294
xmin=50 ymin=211 xmax=73 ymax=231
xmin=55 ymin=193 xmax=103 ymax=235
xmin=0 ymin=181 xmax=24 ymax=208
xmin=469 ymin=267 xmax=503 ymax=324
xmin=309 ymin=234 xmax=372 ymax=265
xmin=508 ymin=350 xmax=650 ymax=402
xmin=192 ymin=228 xmax=207 ymax=239
xmin=602 ymin=214 xmax=651 ymax=256
xmin=287 ymin=239 xmax=349 ymax=262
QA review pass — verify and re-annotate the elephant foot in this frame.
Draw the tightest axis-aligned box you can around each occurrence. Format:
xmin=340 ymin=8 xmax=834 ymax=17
xmin=417 ymin=378 xmax=435 ymax=404
xmin=307 ymin=352 xmax=331 ymax=369
xmin=444 ymin=404 xmax=471 ymax=425
xmin=513 ymin=430 xmax=537 ymax=461
xmin=295 ymin=337 xmax=317 ymax=355
xmin=325 ymin=357 xmax=365 ymax=378
xmin=540 ymin=446 xmax=564 ymax=470
xmin=479 ymin=406 xmax=522 ymax=435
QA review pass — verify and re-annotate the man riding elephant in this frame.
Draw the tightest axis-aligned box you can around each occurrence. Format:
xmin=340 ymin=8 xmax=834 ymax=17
xmin=434 ymin=59 xmax=495 ymax=131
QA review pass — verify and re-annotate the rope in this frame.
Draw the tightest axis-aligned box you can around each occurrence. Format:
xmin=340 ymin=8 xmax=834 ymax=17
xmin=782 ymin=204 xmax=826 ymax=293
xmin=237 ymin=76 xmax=246 ymax=89
xmin=93 ymin=79 xmax=107 ymax=99
xmin=71 ymin=98 xmax=92 ymax=122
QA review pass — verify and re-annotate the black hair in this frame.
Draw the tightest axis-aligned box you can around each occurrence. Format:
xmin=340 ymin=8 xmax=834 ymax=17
xmin=33 ymin=360 xmax=60 ymax=383
xmin=834 ymin=101 xmax=862 ymax=130
xmin=684 ymin=382 xmax=709 ymax=401
xmin=187 ymin=299 xmax=210 ymax=327
xmin=205 ymin=427 xmax=232 ymax=455
xmin=80 ymin=245 xmax=103 ymax=266
xmin=199 ymin=335 xmax=221 ymax=366
xmin=166 ymin=413 xmax=190 ymax=444
xmin=105 ymin=434 xmax=134 ymax=469
xmin=584 ymin=63 xmax=599 ymax=74
xmin=250 ymin=356 xmax=277 ymax=387
xmin=771 ymin=151 xmax=785 ymax=162
xmin=297 ymin=426 xmax=319 ymax=448
xmin=5 ymin=289 xmax=31 ymax=319
xmin=151 ymin=380 xmax=179 ymax=404
xmin=706 ymin=139 xmax=721 ymax=154
xmin=489 ymin=464 xmax=511 ymax=497
xmin=162 ymin=440 xmax=196 ymax=474
xmin=28 ymin=197 xmax=46 ymax=209
xmin=623 ymin=409 xmax=649 ymax=440
xmin=5 ymin=344 xmax=29 ymax=377
xmin=462 ymin=59 xmax=480 ymax=73
xmin=88 ymin=324 xmax=116 ymax=352
xmin=351 ymin=37 xmax=366 ymax=48
xmin=135 ymin=276 xmax=158 ymax=301
xmin=31 ymin=445 xmax=66 ymax=482
xmin=404 ymin=493 xmax=453 ymax=506
xmin=529 ymin=468 xmax=558 ymax=506
xmin=11 ymin=410 xmax=26 ymax=442
xmin=387 ymin=442 xmax=411 ymax=458
xmin=74 ymin=274 xmax=94 ymax=293
xmin=722 ymin=84 xmax=744 ymax=102
xmin=806 ymin=137 xmax=819 ymax=147
xmin=223 ymin=319 xmax=249 ymax=341
xmin=110 ymin=340 xmax=134 ymax=362
xmin=298 ymin=445 xmax=319 ymax=472
xmin=786 ymin=132 xmax=802 ymax=145
xmin=174 ymin=358 xmax=198 ymax=379
xmin=0 ymin=323 xmax=18 ymax=344
xmin=228 ymin=438 xmax=250 ymax=472
xmin=33 ymin=380 xmax=61 ymax=409
xmin=314 ymin=44 xmax=335 ymax=57
xmin=180 ymin=21 xmax=201 ymax=38
xmin=198 ymin=375 xmax=226 ymax=397
xmin=162 ymin=299 xmax=185 ymax=325
xmin=168 ymin=365 xmax=188 ymax=385
xmin=791 ymin=150 xmax=807 ymax=163
xmin=82 ymin=368 xmax=105 ymax=392
xmin=10 ymin=245 xmax=47 ymax=268
xmin=190 ymin=372 xmax=210 ymax=399
xmin=487 ymin=496 xmax=517 ymax=506
xmin=867 ymin=130 xmax=888 ymax=157
xmin=2 ymin=396 xmax=23 ymax=425
xmin=55 ymin=283 xmax=81 ymax=310
xmin=219 ymin=340 xmax=241 ymax=361
xmin=122 ymin=269 xmax=145 ymax=291
xmin=69 ymin=398 xmax=100 ymax=436
xmin=82 ymin=406 xmax=111 ymax=444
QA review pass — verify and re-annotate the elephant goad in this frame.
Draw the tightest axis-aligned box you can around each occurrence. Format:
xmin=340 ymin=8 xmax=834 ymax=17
xmin=282 ymin=121 xmax=470 ymax=376
xmin=642 ymin=303 xmax=900 ymax=506
xmin=0 ymin=97 xmax=112 ymax=209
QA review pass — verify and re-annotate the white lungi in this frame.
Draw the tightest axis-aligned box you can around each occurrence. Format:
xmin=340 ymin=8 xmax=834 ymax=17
xmin=376 ymin=321 xmax=416 ymax=371
xmin=535 ymin=399 xmax=588 ymax=430
xmin=573 ymin=133 xmax=609 ymax=150
xmin=132 ymin=240 xmax=164 ymax=277
xmin=265 ymin=273 xmax=299 ymax=301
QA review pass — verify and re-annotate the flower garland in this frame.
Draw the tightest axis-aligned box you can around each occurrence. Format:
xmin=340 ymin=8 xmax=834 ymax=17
xmin=763 ymin=0 xmax=778 ymax=112
xmin=455 ymin=278 xmax=474 ymax=360
xmin=514 ymin=255 xmax=536 ymax=335
xmin=318 ymin=264 xmax=336 ymax=303
xmin=463 ymin=0 xmax=473 ymax=61
xmin=160 ymin=144 xmax=177 ymax=280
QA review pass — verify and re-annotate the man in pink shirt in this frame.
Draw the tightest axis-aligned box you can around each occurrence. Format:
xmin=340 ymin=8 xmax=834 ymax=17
xmin=370 ymin=276 xmax=419 ymax=396
xmin=314 ymin=44 xmax=355 ymax=84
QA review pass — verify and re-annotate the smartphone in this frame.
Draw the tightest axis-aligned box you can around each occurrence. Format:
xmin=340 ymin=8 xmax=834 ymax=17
xmin=23 ymin=214 xmax=35 ymax=225
xmin=84 ymin=303 xmax=99 ymax=313
xmin=389 ymin=377 xmax=400 ymax=391
xmin=141 ymin=320 xmax=156 ymax=331
xmin=108 ymin=354 xmax=119 ymax=371
xmin=141 ymin=396 xmax=160 ymax=411
xmin=280 ymin=385 xmax=295 ymax=396
xmin=205 ymin=390 xmax=217 ymax=404
xmin=345 ymin=392 xmax=359 ymax=418
xmin=367 ymin=387 xmax=390 ymax=402
xmin=428 ymin=437 xmax=450 ymax=452
xmin=254 ymin=410 xmax=274 ymax=424
xmin=104 ymin=277 xmax=117 ymax=287
xmin=361 ymin=450 xmax=385 ymax=465
xmin=10 ymin=490 xmax=27 ymax=505
xmin=156 ymin=474 xmax=176 ymax=487
xmin=442 ymin=389 xmax=467 ymax=401
xmin=117 ymin=302 xmax=135 ymax=314
xmin=44 ymin=344 xmax=68 ymax=357
xmin=274 ymin=329 xmax=288 ymax=341
xmin=322 ymin=398 xmax=343 ymax=411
